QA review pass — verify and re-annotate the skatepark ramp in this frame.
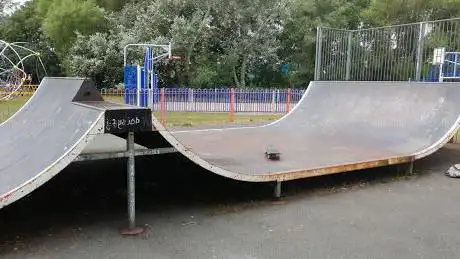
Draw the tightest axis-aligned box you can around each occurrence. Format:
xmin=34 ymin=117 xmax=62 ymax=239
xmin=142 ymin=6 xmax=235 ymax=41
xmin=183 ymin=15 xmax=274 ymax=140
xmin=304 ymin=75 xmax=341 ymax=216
xmin=1 ymin=79 xmax=460 ymax=233
xmin=0 ymin=77 xmax=152 ymax=210
xmin=154 ymin=81 xmax=460 ymax=183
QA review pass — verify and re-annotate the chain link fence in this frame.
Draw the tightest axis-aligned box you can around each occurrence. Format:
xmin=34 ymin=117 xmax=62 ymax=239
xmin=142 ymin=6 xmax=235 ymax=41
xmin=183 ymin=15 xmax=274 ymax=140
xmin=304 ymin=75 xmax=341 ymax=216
xmin=315 ymin=18 xmax=460 ymax=82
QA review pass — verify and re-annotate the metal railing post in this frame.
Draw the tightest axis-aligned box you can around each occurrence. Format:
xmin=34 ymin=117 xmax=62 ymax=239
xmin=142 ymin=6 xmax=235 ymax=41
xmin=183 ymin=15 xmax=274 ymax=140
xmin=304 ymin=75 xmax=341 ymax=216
xmin=314 ymin=27 xmax=323 ymax=81
xmin=127 ymin=132 xmax=135 ymax=229
xmin=345 ymin=31 xmax=353 ymax=81
xmin=415 ymin=22 xmax=426 ymax=81
xmin=121 ymin=132 xmax=144 ymax=236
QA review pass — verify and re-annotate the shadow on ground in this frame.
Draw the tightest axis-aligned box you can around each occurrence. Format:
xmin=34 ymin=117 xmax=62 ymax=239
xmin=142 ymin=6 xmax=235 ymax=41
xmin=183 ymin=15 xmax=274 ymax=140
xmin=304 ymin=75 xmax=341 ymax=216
xmin=0 ymin=144 xmax=458 ymax=253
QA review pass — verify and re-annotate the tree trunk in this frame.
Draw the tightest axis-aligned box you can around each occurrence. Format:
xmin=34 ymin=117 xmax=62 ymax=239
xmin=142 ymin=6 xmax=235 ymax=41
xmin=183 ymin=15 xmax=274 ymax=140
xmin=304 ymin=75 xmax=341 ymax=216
xmin=232 ymin=65 xmax=240 ymax=88
xmin=184 ymin=55 xmax=191 ymax=86
xmin=240 ymin=56 xmax=248 ymax=88
xmin=175 ymin=62 xmax=183 ymax=87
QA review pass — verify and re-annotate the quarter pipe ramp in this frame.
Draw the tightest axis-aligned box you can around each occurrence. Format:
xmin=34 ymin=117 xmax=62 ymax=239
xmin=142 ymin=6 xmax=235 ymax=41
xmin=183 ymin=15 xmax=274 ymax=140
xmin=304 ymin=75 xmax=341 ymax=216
xmin=0 ymin=77 xmax=152 ymax=209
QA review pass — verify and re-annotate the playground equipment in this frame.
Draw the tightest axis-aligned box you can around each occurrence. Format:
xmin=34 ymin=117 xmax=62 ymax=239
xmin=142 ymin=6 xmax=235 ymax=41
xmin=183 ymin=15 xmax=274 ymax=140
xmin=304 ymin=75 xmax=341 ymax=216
xmin=0 ymin=40 xmax=46 ymax=101
xmin=123 ymin=43 xmax=175 ymax=107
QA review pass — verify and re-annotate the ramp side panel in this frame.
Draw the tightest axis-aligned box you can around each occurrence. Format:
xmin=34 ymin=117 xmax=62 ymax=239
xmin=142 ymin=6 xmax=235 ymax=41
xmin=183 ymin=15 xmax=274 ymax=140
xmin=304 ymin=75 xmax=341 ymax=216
xmin=154 ymin=81 xmax=460 ymax=182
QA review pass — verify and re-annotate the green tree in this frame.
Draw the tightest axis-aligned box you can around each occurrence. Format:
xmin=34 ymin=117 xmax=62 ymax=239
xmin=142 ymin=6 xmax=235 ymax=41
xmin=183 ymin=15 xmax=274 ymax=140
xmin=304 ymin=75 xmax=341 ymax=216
xmin=280 ymin=0 xmax=369 ymax=86
xmin=361 ymin=0 xmax=460 ymax=26
xmin=354 ymin=0 xmax=460 ymax=81
xmin=0 ymin=0 xmax=62 ymax=80
xmin=126 ymin=0 xmax=214 ymax=86
xmin=212 ymin=0 xmax=289 ymax=88
xmin=37 ymin=0 xmax=107 ymax=53
xmin=67 ymin=31 xmax=123 ymax=88
xmin=96 ymin=0 xmax=126 ymax=11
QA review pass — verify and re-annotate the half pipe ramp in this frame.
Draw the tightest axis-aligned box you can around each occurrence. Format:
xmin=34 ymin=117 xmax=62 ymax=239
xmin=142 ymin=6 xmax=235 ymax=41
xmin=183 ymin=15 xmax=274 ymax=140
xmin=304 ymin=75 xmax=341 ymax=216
xmin=154 ymin=81 xmax=460 ymax=182
xmin=2 ymin=80 xmax=460 ymax=210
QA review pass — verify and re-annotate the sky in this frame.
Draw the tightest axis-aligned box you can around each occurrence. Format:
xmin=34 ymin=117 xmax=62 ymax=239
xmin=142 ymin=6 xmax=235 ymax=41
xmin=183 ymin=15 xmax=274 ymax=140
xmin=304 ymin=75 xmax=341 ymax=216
xmin=4 ymin=0 xmax=30 ymax=14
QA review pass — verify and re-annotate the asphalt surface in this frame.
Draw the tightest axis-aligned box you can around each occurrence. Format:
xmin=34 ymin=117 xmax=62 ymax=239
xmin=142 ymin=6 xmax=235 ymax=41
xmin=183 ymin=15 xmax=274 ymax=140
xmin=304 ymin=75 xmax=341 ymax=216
xmin=1 ymin=143 xmax=460 ymax=259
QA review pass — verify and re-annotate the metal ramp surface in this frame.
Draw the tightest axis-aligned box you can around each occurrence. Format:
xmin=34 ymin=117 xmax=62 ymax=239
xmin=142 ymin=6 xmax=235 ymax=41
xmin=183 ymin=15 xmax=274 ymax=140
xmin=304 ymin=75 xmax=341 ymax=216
xmin=153 ymin=81 xmax=460 ymax=182
xmin=0 ymin=77 xmax=152 ymax=209
xmin=2 ymin=80 xmax=460 ymax=210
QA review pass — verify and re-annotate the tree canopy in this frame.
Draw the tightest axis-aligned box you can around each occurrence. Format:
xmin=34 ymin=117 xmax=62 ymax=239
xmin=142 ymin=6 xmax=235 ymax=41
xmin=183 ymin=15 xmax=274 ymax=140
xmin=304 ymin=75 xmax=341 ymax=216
xmin=0 ymin=0 xmax=459 ymax=88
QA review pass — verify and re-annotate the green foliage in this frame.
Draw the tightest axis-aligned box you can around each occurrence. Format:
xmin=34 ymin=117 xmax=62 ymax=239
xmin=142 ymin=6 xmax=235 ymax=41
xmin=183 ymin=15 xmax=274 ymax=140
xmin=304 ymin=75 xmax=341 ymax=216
xmin=211 ymin=0 xmax=289 ymax=88
xmin=96 ymin=0 xmax=126 ymax=11
xmin=67 ymin=31 xmax=123 ymax=87
xmin=280 ymin=0 xmax=370 ymax=86
xmin=361 ymin=0 xmax=460 ymax=26
xmin=1 ymin=0 xmax=460 ymax=88
xmin=190 ymin=58 xmax=219 ymax=88
xmin=0 ymin=1 xmax=62 ymax=80
xmin=39 ymin=0 xmax=107 ymax=52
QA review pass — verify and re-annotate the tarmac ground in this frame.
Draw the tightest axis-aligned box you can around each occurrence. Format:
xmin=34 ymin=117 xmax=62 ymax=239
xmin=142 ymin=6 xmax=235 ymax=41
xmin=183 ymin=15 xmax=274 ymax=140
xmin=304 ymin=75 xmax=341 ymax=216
xmin=1 ymin=144 xmax=460 ymax=259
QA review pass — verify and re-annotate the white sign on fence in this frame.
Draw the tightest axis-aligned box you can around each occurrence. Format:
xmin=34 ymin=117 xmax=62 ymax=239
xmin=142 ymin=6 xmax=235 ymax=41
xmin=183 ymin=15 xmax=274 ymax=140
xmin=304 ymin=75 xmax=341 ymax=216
xmin=433 ymin=47 xmax=446 ymax=65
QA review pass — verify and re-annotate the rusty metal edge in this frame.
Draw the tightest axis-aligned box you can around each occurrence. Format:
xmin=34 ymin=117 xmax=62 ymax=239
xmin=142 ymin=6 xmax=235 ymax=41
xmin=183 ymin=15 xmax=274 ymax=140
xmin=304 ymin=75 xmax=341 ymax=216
xmin=255 ymin=156 xmax=415 ymax=182
xmin=0 ymin=113 xmax=105 ymax=209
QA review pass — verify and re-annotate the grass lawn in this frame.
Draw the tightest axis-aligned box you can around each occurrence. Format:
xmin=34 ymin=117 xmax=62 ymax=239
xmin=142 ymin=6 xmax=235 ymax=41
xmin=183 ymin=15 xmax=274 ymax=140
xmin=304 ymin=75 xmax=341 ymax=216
xmin=153 ymin=112 xmax=281 ymax=128
xmin=0 ymin=96 xmax=30 ymax=122
xmin=0 ymin=96 xmax=282 ymax=127
xmin=2 ymin=95 xmax=460 ymax=142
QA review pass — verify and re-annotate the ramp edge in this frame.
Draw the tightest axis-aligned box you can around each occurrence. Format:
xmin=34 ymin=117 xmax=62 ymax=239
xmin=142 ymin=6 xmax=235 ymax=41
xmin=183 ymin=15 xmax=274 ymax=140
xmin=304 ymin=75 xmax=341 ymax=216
xmin=171 ymin=82 xmax=315 ymax=134
xmin=0 ymin=114 xmax=105 ymax=209
xmin=413 ymin=116 xmax=460 ymax=160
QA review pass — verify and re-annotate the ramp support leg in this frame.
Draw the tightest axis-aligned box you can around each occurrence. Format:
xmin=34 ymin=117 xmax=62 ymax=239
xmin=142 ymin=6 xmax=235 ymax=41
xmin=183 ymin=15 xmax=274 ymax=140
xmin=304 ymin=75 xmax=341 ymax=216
xmin=397 ymin=161 xmax=414 ymax=177
xmin=274 ymin=181 xmax=282 ymax=198
xmin=121 ymin=132 xmax=144 ymax=236
xmin=407 ymin=161 xmax=414 ymax=175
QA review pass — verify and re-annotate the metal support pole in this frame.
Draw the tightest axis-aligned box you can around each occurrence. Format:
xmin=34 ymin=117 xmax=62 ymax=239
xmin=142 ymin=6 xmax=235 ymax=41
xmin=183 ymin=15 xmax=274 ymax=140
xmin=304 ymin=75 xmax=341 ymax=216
xmin=314 ymin=27 xmax=323 ymax=81
xmin=415 ymin=22 xmax=426 ymax=82
xmin=407 ymin=161 xmax=414 ymax=175
xmin=148 ymin=71 xmax=153 ymax=109
xmin=121 ymin=132 xmax=144 ymax=236
xmin=274 ymin=181 xmax=282 ymax=198
xmin=345 ymin=31 xmax=352 ymax=81
xmin=127 ymin=132 xmax=135 ymax=229
xmin=136 ymin=65 xmax=141 ymax=107
xmin=454 ymin=54 xmax=458 ymax=77
xmin=439 ymin=62 xmax=444 ymax=82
